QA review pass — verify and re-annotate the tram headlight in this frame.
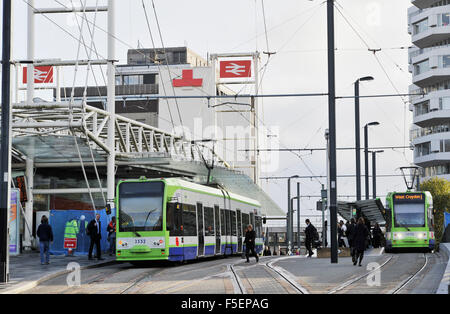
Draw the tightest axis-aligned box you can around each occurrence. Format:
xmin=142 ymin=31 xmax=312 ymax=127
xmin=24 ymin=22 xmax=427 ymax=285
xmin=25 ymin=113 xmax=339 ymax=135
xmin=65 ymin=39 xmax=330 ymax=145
xmin=394 ymin=232 xmax=403 ymax=239
xmin=417 ymin=233 xmax=427 ymax=239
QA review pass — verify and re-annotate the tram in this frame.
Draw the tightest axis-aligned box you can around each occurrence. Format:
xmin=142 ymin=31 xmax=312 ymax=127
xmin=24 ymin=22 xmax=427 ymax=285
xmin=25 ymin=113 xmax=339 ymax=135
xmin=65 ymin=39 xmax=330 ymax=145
xmin=384 ymin=191 xmax=435 ymax=252
xmin=115 ymin=177 xmax=264 ymax=262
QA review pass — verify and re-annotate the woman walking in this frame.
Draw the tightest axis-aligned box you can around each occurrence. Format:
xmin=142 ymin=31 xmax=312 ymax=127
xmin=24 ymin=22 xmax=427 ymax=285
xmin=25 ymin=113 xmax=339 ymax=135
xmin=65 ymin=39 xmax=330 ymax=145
xmin=353 ymin=217 xmax=369 ymax=267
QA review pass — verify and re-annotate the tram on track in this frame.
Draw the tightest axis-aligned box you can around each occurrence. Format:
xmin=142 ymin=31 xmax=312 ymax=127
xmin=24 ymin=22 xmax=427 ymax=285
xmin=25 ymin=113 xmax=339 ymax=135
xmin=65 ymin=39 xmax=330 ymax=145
xmin=384 ymin=191 xmax=435 ymax=252
xmin=115 ymin=177 xmax=264 ymax=262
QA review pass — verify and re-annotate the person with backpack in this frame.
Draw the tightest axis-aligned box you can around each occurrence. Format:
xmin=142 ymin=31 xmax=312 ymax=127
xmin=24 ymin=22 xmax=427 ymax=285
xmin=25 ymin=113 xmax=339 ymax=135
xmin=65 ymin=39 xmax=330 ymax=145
xmin=304 ymin=219 xmax=318 ymax=258
xmin=36 ymin=215 xmax=54 ymax=265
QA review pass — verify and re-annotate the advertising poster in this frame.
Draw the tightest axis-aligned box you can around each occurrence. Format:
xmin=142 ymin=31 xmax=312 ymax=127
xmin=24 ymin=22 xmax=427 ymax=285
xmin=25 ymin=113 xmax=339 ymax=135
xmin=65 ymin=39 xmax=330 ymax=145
xmin=9 ymin=189 xmax=21 ymax=255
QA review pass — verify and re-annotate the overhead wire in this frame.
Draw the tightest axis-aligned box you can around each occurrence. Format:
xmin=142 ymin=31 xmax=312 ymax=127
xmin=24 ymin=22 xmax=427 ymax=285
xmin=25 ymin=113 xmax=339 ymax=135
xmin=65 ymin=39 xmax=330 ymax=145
xmin=333 ymin=2 xmax=412 ymax=165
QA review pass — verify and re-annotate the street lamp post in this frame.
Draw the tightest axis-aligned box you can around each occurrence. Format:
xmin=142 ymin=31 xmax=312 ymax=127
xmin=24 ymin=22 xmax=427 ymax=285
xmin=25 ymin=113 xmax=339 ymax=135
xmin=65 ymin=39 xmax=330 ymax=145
xmin=287 ymin=175 xmax=299 ymax=255
xmin=364 ymin=122 xmax=380 ymax=200
xmin=372 ymin=150 xmax=384 ymax=199
xmin=355 ymin=76 xmax=374 ymax=201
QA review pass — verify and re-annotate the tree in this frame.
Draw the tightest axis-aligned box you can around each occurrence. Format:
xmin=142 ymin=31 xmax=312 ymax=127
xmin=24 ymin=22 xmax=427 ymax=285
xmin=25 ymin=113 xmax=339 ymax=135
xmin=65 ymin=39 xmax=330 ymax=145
xmin=420 ymin=177 xmax=450 ymax=249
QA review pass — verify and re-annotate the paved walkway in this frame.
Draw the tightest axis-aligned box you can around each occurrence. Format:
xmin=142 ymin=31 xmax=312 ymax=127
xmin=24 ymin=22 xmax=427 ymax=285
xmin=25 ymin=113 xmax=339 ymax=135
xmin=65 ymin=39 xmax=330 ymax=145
xmin=0 ymin=252 xmax=116 ymax=294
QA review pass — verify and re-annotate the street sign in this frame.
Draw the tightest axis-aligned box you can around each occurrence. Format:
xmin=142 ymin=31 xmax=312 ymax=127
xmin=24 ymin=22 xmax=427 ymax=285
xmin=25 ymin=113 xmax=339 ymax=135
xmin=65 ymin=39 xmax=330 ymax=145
xmin=64 ymin=238 xmax=77 ymax=249
xmin=219 ymin=60 xmax=252 ymax=78
xmin=23 ymin=66 xmax=54 ymax=84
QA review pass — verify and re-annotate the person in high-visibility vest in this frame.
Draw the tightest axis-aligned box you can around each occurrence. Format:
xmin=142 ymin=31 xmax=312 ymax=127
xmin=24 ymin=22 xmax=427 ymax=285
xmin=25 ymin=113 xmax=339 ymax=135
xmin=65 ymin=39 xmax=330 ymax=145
xmin=64 ymin=218 xmax=79 ymax=256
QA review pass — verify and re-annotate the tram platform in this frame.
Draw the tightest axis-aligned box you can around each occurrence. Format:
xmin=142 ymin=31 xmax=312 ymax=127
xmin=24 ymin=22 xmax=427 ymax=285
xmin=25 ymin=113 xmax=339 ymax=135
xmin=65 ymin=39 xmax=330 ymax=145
xmin=0 ymin=252 xmax=115 ymax=294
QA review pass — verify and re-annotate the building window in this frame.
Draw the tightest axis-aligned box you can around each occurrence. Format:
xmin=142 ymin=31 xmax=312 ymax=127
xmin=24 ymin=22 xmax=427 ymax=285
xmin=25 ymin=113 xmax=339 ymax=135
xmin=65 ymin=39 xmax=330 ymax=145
xmin=440 ymin=97 xmax=450 ymax=110
xmin=414 ymin=101 xmax=430 ymax=116
xmin=415 ymin=142 xmax=431 ymax=157
xmin=440 ymin=13 xmax=450 ymax=26
xmin=123 ymin=75 xmax=143 ymax=85
xmin=414 ymin=59 xmax=429 ymax=75
xmin=440 ymin=139 xmax=450 ymax=152
xmin=413 ymin=19 xmax=428 ymax=35
xmin=424 ymin=164 xmax=450 ymax=176
xmin=115 ymin=75 xmax=122 ymax=85
xmin=443 ymin=55 xmax=450 ymax=68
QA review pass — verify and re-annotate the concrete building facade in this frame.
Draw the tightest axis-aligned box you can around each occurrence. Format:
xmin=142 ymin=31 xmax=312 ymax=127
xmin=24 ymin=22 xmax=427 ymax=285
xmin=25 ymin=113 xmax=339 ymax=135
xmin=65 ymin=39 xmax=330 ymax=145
xmin=408 ymin=0 xmax=450 ymax=181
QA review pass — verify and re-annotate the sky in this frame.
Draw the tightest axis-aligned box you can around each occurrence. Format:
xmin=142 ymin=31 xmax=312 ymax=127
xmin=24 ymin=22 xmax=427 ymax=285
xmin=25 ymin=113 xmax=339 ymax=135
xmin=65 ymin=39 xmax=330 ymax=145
xmin=4 ymin=0 xmax=415 ymax=218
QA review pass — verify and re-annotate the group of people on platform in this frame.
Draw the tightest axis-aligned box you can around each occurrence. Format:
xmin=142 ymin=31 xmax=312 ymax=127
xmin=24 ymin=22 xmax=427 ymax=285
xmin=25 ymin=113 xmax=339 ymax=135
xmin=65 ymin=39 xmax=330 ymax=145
xmin=261 ymin=217 xmax=384 ymax=267
xmin=35 ymin=214 xmax=117 ymax=265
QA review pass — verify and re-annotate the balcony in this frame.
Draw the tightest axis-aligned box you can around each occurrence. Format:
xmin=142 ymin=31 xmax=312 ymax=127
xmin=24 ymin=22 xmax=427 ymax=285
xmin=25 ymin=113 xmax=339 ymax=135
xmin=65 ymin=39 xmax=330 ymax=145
xmin=413 ymin=67 xmax=450 ymax=86
xmin=415 ymin=152 xmax=450 ymax=166
xmin=412 ymin=26 xmax=450 ymax=48
xmin=413 ymin=109 xmax=450 ymax=127
xmin=412 ymin=0 xmax=441 ymax=9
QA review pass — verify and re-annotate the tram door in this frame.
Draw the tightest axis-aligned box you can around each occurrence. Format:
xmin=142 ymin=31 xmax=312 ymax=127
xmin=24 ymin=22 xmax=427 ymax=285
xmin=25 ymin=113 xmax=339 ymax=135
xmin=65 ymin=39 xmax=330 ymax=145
xmin=214 ymin=205 xmax=221 ymax=254
xmin=197 ymin=203 xmax=204 ymax=256
xmin=237 ymin=210 xmax=242 ymax=252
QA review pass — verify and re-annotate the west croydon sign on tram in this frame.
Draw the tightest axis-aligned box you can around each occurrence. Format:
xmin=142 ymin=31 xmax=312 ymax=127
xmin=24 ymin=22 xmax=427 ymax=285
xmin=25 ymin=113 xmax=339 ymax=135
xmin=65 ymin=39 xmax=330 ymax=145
xmin=219 ymin=60 xmax=252 ymax=78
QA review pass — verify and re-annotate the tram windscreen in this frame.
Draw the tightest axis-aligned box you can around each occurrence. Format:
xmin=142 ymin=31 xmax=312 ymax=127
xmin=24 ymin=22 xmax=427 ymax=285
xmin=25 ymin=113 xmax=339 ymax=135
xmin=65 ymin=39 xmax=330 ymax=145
xmin=118 ymin=181 xmax=164 ymax=232
xmin=393 ymin=193 xmax=425 ymax=227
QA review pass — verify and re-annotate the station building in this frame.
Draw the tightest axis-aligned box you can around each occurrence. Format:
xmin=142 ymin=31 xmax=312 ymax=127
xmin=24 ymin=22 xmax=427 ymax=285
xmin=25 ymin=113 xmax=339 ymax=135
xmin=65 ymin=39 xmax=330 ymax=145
xmin=10 ymin=47 xmax=282 ymax=253
xmin=408 ymin=1 xmax=450 ymax=181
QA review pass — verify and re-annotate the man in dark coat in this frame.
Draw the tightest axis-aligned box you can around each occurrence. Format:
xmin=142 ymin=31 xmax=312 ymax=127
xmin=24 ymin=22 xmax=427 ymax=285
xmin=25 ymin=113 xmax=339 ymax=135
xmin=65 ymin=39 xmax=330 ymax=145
xmin=304 ymin=219 xmax=317 ymax=258
xmin=244 ymin=224 xmax=259 ymax=263
xmin=372 ymin=223 xmax=382 ymax=248
xmin=346 ymin=218 xmax=356 ymax=264
xmin=87 ymin=213 xmax=104 ymax=260
xmin=353 ymin=217 xmax=369 ymax=266
xmin=37 ymin=215 xmax=54 ymax=265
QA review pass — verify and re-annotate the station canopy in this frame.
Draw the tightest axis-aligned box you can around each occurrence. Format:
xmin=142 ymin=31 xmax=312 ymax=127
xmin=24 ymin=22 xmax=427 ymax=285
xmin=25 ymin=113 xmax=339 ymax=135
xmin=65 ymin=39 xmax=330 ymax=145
xmin=12 ymin=135 xmax=284 ymax=217
xmin=335 ymin=199 xmax=386 ymax=225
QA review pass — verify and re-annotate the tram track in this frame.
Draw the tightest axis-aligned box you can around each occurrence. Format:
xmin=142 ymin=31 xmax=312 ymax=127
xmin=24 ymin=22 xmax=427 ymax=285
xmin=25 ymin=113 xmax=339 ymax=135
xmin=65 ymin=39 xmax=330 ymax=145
xmin=327 ymin=253 xmax=429 ymax=294
xmin=389 ymin=253 xmax=428 ymax=294
xmin=229 ymin=256 xmax=310 ymax=294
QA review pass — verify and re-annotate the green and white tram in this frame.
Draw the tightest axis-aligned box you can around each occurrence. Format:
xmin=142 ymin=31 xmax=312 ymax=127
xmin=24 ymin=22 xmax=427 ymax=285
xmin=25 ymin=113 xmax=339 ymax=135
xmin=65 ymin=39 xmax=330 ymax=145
xmin=115 ymin=177 xmax=264 ymax=262
xmin=384 ymin=191 xmax=435 ymax=252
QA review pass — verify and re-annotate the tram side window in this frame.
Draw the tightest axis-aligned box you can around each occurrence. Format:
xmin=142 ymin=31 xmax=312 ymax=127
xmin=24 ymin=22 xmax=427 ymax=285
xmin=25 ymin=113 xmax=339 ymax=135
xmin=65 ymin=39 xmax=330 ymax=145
xmin=242 ymin=213 xmax=250 ymax=235
xmin=166 ymin=202 xmax=182 ymax=236
xmin=226 ymin=210 xmax=231 ymax=236
xmin=231 ymin=211 xmax=237 ymax=236
xmin=182 ymin=203 xmax=196 ymax=236
xmin=204 ymin=207 xmax=214 ymax=236
xmin=221 ymin=209 xmax=226 ymax=235
xmin=255 ymin=216 xmax=262 ymax=238
xmin=214 ymin=205 xmax=220 ymax=236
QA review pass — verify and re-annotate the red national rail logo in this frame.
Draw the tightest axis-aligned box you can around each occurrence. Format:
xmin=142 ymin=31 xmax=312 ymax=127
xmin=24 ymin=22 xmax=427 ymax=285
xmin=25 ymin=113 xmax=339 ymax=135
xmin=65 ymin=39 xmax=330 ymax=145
xmin=23 ymin=66 xmax=54 ymax=84
xmin=220 ymin=60 xmax=252 ymax=78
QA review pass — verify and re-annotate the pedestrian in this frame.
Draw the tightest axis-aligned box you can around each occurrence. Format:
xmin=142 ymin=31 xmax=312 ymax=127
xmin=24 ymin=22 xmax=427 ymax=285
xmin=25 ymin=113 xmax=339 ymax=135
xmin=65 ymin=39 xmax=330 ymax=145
xmin=338 ymin=221 xmax=347 ymax=248
xmin=304 ymin=219 xmax=317 ymax=258
xmin=36 ymin=215 xmax=53 ymax=265
xmin=107 ymin=217 xmax=116 ymax=256
xmin=244 ymin=224 xmax=259 ymax=263
xmin=346 ymin=218 xmax=356 ymax=264
xmin=365 ymin=219 xmax=372 ymax=249
xmin=353 ymin=217 xmax=369 ymax=266
xmin=87 ymin=213 xmax=104 ymax=260
xmin=372 ymin=223 xmax=382 ymax=248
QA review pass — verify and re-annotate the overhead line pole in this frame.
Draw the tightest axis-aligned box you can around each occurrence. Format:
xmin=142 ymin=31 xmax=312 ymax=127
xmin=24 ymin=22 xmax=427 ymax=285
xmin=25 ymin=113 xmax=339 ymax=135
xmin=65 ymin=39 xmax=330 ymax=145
xmin=327 ymin=0 xmax=338 ymax=263
xmin=107 ymin=0 xmax=116 ymax=213
xmin=1 ymin=0 xmax=12 ymax=283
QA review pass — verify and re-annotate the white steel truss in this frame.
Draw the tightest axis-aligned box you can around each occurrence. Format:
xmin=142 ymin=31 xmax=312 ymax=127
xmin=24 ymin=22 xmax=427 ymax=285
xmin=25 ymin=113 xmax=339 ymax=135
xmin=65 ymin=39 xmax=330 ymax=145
xmin=11 ymin=101 xmax=230 ymax=168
